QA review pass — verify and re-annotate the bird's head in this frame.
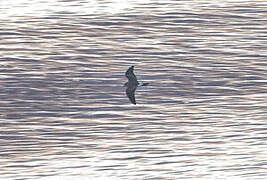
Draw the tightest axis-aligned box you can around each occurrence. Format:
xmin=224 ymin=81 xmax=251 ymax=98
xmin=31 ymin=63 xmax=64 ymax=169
xmin=123 ymin=82 xmax=128 ymax=87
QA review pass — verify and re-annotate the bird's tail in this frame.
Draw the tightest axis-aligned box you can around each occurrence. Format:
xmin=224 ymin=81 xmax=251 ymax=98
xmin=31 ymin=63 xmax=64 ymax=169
xmin=140 ymin=83 xmax=149 ymax=86
xmin=142 ymin=82 xmax=149 ymax=86
xmin=138 ymin=82 xmax=149 ymax=87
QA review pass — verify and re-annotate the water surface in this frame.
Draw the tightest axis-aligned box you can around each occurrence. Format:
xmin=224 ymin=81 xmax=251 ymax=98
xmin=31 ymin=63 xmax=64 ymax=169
xmin=0 ymin=0 xmax=267 ymax=179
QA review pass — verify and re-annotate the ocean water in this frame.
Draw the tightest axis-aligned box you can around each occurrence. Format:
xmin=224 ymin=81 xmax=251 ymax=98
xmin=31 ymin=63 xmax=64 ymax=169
xmin=0 ymin=0 xmax=267 ymax=179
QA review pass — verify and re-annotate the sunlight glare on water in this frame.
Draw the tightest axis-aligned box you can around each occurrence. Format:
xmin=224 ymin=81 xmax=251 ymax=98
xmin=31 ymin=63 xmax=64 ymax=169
xmin=1 ymin=0 xmax=140 ymax=18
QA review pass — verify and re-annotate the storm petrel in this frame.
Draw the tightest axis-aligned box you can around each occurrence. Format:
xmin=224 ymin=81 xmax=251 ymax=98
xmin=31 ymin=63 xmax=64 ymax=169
xmin=124 ymin=66 xmax=149 ymax=105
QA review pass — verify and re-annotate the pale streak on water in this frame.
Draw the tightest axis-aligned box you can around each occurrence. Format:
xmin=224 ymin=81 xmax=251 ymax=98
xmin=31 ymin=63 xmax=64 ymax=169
xmin=0 ymin=0 xmax=267 ymax=179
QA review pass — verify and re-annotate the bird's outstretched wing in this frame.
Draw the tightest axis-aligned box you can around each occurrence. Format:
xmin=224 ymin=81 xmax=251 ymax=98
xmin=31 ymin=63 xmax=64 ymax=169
xmin=126 ymin=86 xmax=137 ymax=105
xmin=125 ymin=66 xmax=137 ymax=81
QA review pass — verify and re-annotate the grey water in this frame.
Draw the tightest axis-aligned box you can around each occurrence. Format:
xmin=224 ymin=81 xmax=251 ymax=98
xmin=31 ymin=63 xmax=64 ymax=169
xmin=0 ymin=0 xmax=267 ymax=179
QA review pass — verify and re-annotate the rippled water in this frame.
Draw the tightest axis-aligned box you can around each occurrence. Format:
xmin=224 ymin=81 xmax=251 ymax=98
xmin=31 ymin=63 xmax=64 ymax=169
xmin=1 ymin=0 xmax=267 ymax=179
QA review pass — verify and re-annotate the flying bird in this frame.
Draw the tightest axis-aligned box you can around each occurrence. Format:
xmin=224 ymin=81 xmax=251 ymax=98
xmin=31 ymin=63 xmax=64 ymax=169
xmin=124 ymin=66 xmax=149 ymax=105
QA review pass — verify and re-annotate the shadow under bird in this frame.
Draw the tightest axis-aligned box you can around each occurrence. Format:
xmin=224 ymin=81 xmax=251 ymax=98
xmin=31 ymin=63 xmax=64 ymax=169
xmin=124 ymin=66 xmax=149 ymax=105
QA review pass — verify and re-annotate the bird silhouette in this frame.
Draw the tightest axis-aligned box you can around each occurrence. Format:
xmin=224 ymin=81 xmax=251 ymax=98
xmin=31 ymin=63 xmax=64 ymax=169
xmin=124 ymin=66 xmax=149 ymax=105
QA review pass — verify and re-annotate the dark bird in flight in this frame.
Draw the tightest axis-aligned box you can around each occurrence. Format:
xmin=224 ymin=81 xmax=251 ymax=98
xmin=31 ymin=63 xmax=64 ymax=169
xmin=124 ymin=66 xmax=149 ymax=105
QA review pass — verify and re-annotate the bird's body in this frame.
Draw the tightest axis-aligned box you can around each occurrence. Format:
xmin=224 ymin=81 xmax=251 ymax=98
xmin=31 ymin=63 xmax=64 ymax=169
xmin=124 ymin=66 xmax=148 ymax=105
